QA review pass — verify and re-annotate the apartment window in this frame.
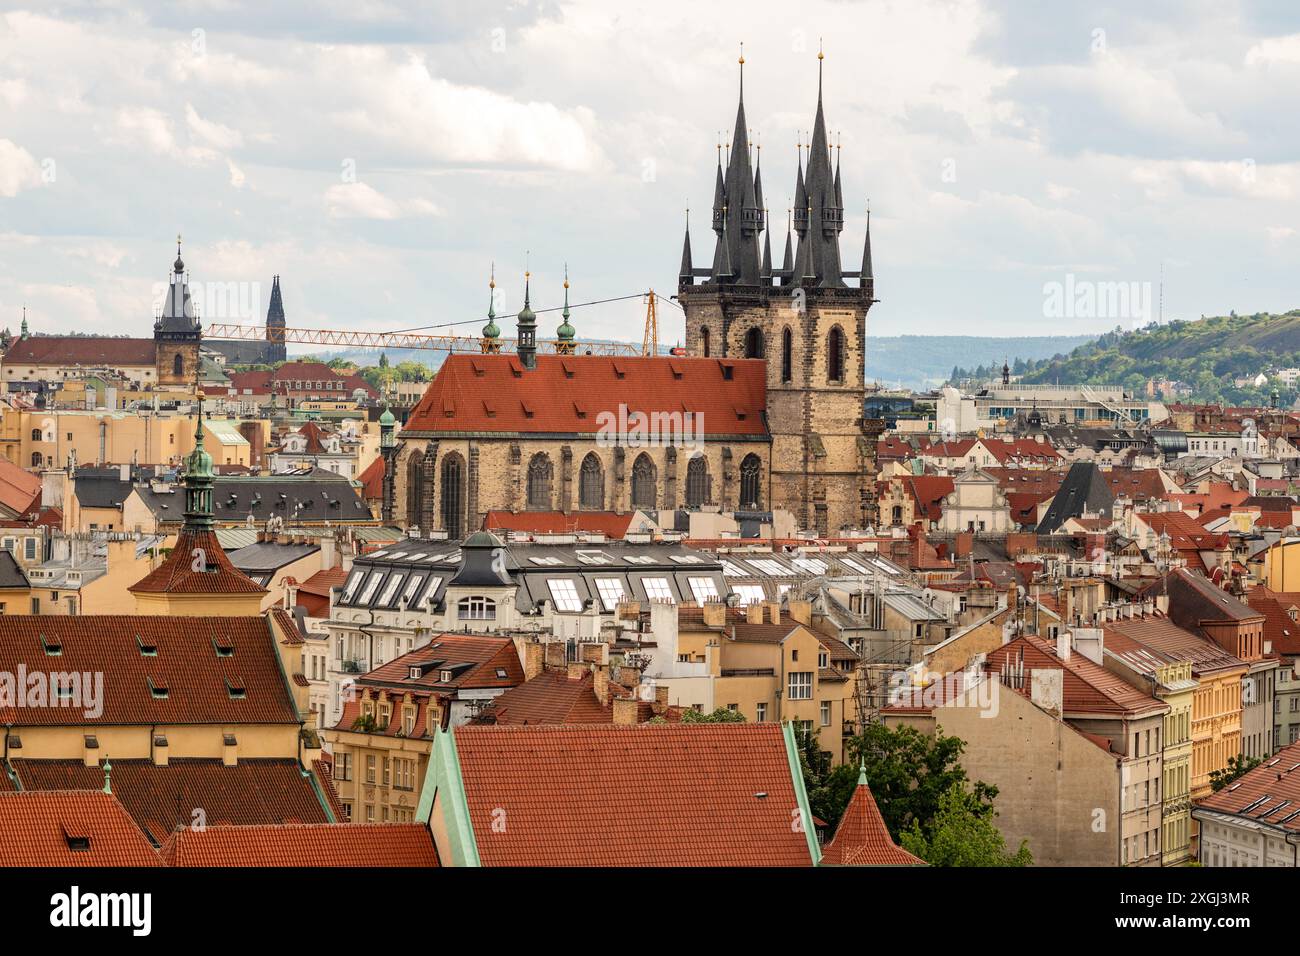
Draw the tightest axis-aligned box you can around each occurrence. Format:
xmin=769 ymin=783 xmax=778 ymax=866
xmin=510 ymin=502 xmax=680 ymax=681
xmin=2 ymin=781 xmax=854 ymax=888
xmin=820 ymin=701 xmax=831 ymax=726
xmin=365 ymin=755 xmax=376 ymax=784
xmin=457 ymin=596 xmax=496 ymax=620
xmin=756 ymin=702 xmax=767 ymax=722
xmin=382 ymin=757 xmax=391 ymax=786
xmin=547 ymin=578 xmax=584 ymax=613
xmin=788 ymin=671 xmax=813 ymax=700
xmin=642 ymin=577 xmax=673 ymax=601
xmin=23 ymin=539 xmax=36 ymax=561
xmin=29 ymin=598 xmax=39 ymax=614
xmin=818 ymin=650 xmax=828 ymax=668
xmin=336 ymin=752 xmax=352 ymax=782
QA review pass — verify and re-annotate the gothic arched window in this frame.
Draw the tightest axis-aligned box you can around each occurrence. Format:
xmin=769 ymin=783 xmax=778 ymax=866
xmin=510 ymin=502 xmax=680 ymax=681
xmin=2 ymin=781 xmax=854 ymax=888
xmin=440 ymin=453 xmax=464 ymax=540
xmin=744 ymin=327 xmax=765 ymax=359
xmin=631 ymin=453 xmax=657 ymax=510
xmin=405 ymin=449 xmax=425 ymax=528
xmin=579 ymin=453 xmax=604 ymax=510
xmin=173 ymin=353 xmax=184 ymax=377
xmin=685 ymin=455 xmax=710 ymax=508
xmin=828 ymin=326 xmax=845 ymax=382
xmin=527 ymin=453 xmax=553 ymax=510
xmin=739 ymin=453 xmax=762 ymax=510
xmin=781 ymin=327 xmax=793 ymax=383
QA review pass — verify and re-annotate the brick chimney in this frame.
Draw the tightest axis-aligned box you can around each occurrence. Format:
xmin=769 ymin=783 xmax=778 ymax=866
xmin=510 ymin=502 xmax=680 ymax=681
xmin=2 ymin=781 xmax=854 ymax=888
xmin=612 ymin=697 xmax=640 ymax=726
xmin=521 ymin=640 xmax=544 ymax=681
xmin=593 ymin=664 xmax=610 ymax=705
xmin=701 ymin=603 xmax=726 ymax=628
xmin=787 ymin=599 xmax=813 ymax=626
xmin=764 ymin=601 xmax=782 ymax=625
xmin=746 ymin=602 xmax=764 ymax=624
xmin=544 ymin=641 xmax=567 ymax=670
xmin=566 ymin=662 xmax=588 ymax=681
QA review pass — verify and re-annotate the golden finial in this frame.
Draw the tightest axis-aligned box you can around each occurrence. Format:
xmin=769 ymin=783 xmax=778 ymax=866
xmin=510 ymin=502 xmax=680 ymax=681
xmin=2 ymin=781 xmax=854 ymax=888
xmin=563 ymin=262 xmax=569 ymax=290
xmin=818 ymin=38 xmax=824 ymax=60
xmin=739 ymin=41 xmax=744 ymax=66
xmin=489 ymin=261 xmax=495 ymax=290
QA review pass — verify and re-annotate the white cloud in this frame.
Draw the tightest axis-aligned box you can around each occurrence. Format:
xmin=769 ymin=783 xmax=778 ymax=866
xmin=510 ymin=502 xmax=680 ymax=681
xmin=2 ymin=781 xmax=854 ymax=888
xmin=324 ymin=182 xmax=442 ymax=219
xmin=0 ymin=139 xmax=42 ymax=197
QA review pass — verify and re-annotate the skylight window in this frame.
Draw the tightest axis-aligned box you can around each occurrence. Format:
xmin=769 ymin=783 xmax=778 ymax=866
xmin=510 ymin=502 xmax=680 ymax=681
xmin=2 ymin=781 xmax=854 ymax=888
xmin=401 ymin=574 xmax=426 ymax=608
xmin=642 ymin=577 xmax=673 ymax=601
xmin=594 ymin=578 xmax=626 ymax=611
xmin=721 ymin=561 xmax=747 ymax=577
xmin=732 ymin=584 xmax=766 ymax=605
xmin=792 ymin=557 xmax=829 ymax=574
xmin=377 ymin=573 xmax=406 ymax=606
xmin=341 ymin=570 xmax=365 ymax=603
xmin=747 ymin=559 xmax=788 ymax=576
xmin=357 ymin=571 xmax=384 ymax=605
xmin=688 ymin=577 xmax=720 ymax=603
xmin=548 ymin=578 xmax=584 ymax=612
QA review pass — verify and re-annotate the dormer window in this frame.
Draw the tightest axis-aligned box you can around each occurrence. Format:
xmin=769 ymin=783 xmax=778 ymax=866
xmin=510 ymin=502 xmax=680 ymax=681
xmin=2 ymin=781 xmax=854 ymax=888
xmin=40 ymin=633 xmax=61 ymax=656
xmin=226 ymin=677 xmax=246 ymax=699
xmin=440 ymin=669 xmax=454 ymax=683
xmin=137 ymin=634 xmax=158 ymax=656
xmin=457 ymin=596 xmax=495 ymax=621
xmin=148 ymin=677 xmax=169 ymax=699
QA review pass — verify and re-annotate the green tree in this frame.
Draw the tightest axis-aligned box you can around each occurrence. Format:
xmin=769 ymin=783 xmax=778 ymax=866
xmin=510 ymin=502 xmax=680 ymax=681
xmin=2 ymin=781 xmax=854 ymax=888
xmin=899 ymin=783 xmax=1031 ymax=867
xmin=845 ymin=721 xmax=998 ymax=840
xmin=679 ymin=707 xmax=746 ymax=724
xmin=378 ymin=352 xmax=390 ymax=369
xmin=1210 ymin=754 xmax=1262 ymax=792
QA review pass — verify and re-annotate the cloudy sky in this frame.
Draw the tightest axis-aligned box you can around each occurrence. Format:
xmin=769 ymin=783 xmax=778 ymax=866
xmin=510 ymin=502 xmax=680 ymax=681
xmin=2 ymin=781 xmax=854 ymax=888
xmin=0 ymin=0 xmax=1297 ymax=351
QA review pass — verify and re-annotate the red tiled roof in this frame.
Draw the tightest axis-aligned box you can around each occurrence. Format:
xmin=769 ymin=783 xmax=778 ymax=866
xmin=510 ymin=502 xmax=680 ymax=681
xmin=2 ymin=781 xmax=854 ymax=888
xmin=296 ymin=565 xmax=348 ymax=617
xmin=485 ymin=670 xmax=612 ymax=725
xmin=1246 ymin=589 xmax=1300 ymax=656
xmin=129 ymin=527 xmax=267 ymax=594
xmin=3 ymin=336 xmax=156 ymax=367
xmin=482 ymin=509 xmax=638 ymax=539
xmin=161 ymin=822 xmax=438 ymax=866
xmin=0 ymin=615 xmax=300 ymax=726
xmin=1196 ymin=740 xmax=1300 ymax=835
xmin=10 ymin=758 xmax=331 ymax=843
xmin=402 ymin=354 xmax=768 ymax=437
xmin=357 ymin=455 xmax=384 ymax=501
xmin=0 ymin=457 xmax=41 ymax=516
xmin=312 ymin=758 xmax=347 ymax=822
xmin=0 ymin=790 xmax=161 ymax=866
xmin=820 ymin=778 xmax=924 ymax=866
xmin=986 ymin=634 xmax=1167 ymax=717
xmin=1106 ymin=614 xmax=1246 ymax=675
xmin=905 ymin=475 xmax=954 ymax=522
xmin=453 ymin=723 xmax=814 ymax=866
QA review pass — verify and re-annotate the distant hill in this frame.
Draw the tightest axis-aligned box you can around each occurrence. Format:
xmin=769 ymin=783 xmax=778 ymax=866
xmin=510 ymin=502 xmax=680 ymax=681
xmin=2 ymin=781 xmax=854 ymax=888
xmin=1019 ymin=310 xmax=1300 ymax=405
xmin=866 ymin=334 xmax=1097 ymax=391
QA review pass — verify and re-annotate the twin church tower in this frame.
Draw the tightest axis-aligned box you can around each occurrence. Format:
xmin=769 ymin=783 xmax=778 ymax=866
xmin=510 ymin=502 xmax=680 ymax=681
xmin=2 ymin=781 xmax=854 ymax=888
xmin=678 ymin=48 xmax=879 ymax=533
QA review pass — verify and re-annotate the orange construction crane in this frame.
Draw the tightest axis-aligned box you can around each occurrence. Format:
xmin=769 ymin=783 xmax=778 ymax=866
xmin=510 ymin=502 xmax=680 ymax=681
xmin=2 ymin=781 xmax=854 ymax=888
xmin=203 ymin=322 xmax=644 ymax=356
xmin=641 ymin=290 xmax=658 ymax=357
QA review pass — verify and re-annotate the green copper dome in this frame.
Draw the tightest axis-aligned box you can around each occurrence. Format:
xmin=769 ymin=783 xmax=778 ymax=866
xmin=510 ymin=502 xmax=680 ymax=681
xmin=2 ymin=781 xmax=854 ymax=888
xmin=379 ymin=406 xmax=396 ymax=427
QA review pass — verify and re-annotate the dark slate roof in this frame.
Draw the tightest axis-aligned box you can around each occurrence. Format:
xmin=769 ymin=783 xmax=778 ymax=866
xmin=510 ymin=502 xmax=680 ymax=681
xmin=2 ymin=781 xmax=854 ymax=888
xmin=0 ymin=551 xmax=29 ymax=589
xmin=1036 ymin=462 xmax=1115 ymax=534
xmin=227 ymin=541 xmax=320 ymax=572
xmin=137 ymin=469 xmax=372 ymax=523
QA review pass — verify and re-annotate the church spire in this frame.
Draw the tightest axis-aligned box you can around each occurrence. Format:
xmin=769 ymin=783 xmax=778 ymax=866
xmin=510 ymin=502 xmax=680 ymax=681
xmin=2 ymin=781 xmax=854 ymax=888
xmin=861 ymin=203 xmax=874 ymax=294
xmin=679 ymin=209 xmax=694 ymax=284
xmin=555 ymin=265 xmax=576 ymax=354
xmin=182 ymin=377 xmax=215 ymax=532
xmin=481 ymin=263 xmax=502 ymax=353
xmin=516 ymin=265 xmax=537 ymax=369
xmin=761 ymin=207 xmax=772 ymax=281
xmin=792 ymin=45 xmax=846 ymax=288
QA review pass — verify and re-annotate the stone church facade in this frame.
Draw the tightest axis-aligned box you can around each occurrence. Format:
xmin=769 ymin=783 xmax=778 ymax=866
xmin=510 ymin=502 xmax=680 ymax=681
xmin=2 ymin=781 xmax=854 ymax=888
xmin=391 ymin=53 xmax=879 ymax=539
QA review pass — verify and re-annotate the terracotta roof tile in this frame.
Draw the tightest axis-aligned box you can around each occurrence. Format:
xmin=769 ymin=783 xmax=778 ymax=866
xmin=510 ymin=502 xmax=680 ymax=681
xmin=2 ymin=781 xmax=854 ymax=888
xmin=1196 ymin=740 xmax=1300 ymax=835
xmin=453 ymin=723 xmax=814 ymax=866
xmin=403 ymin=354 xmax=768 ymax=437
xmin=484 ymin=670 xmax=612 ymax=725
xmin=0 ymin=615 xmax=300 ymax=726
xmin=129 ymin=528 xmax=267 ymax=595
xmin=161 ymin=822 xmax=438 ymax=866
xmin=10 ymin=758 xmax=330 ymax=844
xmin=3 ymin=336 xmax=156 ymax=367
xmin=0 ymin=790 xmax=161 ymax=866
xmin=482 ymin=510 xmax=638 ymax=539
xmin=820 ymin=779 xmax=924 ymax=866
